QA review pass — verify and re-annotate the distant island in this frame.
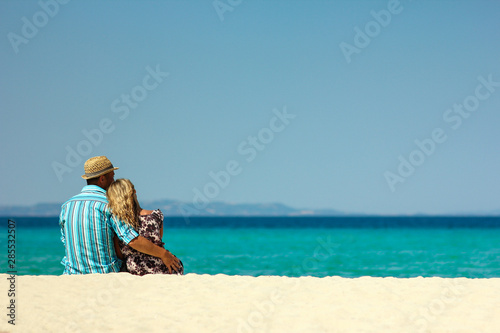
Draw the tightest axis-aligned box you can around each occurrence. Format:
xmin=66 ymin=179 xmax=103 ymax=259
xmin=0 ymin=200 xmax=345 ymax=217
xmin=1 ymin=200 xmax=499 ymax=217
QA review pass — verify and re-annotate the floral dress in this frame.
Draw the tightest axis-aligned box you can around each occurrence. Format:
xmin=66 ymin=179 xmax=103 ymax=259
xmin=120 ymin=209 xmax=183 ymax=275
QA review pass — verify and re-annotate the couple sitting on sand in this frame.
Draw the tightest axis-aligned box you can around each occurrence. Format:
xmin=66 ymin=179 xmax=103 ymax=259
xmin=59 ymin=156 xmax=183 ymax=275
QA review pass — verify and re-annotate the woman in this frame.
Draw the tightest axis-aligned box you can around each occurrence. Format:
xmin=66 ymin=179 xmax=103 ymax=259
xmin=106 ymin=178 xmax=183 ymax=275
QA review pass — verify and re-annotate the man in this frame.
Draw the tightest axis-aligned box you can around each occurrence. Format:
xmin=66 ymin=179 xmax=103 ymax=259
xmin=60 ymin=155 xmax=180 ymax=274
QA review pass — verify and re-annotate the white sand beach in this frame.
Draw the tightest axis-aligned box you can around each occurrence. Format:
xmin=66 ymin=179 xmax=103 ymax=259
xmin=1 ymin=273 xmax=500 ymax=333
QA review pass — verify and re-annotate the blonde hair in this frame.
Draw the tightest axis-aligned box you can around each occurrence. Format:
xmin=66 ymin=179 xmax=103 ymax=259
xmin=106 ymin=178 xmax=141 ymax=230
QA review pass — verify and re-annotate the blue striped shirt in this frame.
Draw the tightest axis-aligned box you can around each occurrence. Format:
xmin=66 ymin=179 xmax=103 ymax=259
xmin=59 ymin=185 xmax=139 ymax=274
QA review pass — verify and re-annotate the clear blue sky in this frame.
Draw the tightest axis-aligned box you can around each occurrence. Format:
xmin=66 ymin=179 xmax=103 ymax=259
xmin=1 ymin=0 xmax=500 ymax=215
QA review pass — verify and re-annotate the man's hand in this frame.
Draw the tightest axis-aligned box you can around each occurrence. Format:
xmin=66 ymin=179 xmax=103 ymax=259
xmin=160 ymin=250 xmax=181 ymax=274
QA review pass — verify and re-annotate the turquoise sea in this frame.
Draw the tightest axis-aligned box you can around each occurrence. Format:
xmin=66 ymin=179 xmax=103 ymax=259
xmin=2 ymin=216 xmax=500 ymax=278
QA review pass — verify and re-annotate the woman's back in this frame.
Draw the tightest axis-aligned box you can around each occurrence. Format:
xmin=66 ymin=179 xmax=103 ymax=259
xmin=120 ymin=209 xmax=183 ymax=275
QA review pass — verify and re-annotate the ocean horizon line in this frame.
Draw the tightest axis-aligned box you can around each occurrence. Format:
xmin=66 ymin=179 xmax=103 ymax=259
xmin=4 ymin=215 xmax=500 ymax=229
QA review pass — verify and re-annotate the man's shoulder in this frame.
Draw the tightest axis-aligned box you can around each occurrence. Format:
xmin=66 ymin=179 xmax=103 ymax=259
xmin=65 ymin=186 xmax=107 ymax=203
xmin=81 ymin=185 xmax=107 ymax=196
xmin=61 ymin=187 xmax=109 ymax=213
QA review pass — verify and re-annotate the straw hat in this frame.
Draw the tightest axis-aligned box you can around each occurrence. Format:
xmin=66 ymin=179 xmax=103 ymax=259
xmin=81 ymin=156 xmax=119 ymax=180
